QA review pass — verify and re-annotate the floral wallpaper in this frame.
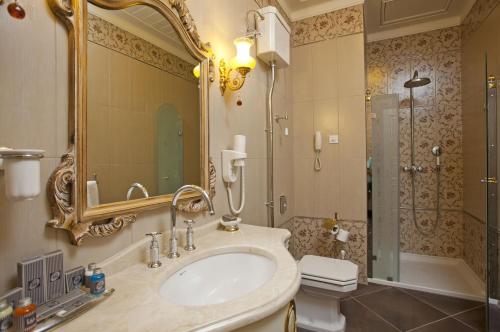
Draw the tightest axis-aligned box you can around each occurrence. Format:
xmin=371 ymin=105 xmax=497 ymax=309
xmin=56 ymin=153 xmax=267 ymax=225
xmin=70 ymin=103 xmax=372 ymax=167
xmin=291 ymin=4 xmax=363 ymax=47
xmin=366 ymin=26 xmax=464 ymax=259
xmin=281 ymin=217 xmax=368 ymax=283
xmin=400 ymin=209 xmax=464 ymax=258
xmin=461 ymin=0 xmax=500 ymax=43
xmin=87 ymin=14 xmax=196 ymax=82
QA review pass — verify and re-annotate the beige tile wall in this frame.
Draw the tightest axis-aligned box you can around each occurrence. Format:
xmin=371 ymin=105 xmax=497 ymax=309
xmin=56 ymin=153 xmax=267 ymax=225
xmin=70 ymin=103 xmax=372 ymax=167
xmin=275 ymin=6 xmax=367 ymax=281
xmin=87 ymin=40 xmax=200 ymax=203
xmin=0 ymin=0 xmax=293 ymax=294
xmin=291 ymin=32 xmax=366 ymax=221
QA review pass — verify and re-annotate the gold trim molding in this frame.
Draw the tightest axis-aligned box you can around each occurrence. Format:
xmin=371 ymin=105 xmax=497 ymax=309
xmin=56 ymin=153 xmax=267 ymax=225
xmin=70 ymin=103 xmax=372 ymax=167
xmin=47 ymin=0 xmax=215 ymax=245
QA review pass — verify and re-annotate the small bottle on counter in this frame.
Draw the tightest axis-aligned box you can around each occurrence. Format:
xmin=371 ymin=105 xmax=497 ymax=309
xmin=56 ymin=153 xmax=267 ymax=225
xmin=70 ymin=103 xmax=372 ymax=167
xmin=90 ymin=268 xmax=105 ymax=295
xmin=13 ymin=297 xmax=36 ymax=332
xmin=0 ymin=299 xmax=13 ymax=332
xmin=84 ymin=262 xmax=97 ymax=288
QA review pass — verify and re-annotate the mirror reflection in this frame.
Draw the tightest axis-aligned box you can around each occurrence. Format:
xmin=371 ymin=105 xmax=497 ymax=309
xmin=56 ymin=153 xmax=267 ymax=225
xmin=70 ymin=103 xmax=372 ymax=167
xmin=86 ymin=3 xmax=201 ymax=206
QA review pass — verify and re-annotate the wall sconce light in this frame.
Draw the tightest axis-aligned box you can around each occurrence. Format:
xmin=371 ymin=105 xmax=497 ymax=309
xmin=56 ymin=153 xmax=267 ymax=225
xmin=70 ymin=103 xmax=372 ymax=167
xmin=219 ymin=37 xmax=257 ymax=95
xmin=218 ymin=10 xmax=264 ymax=96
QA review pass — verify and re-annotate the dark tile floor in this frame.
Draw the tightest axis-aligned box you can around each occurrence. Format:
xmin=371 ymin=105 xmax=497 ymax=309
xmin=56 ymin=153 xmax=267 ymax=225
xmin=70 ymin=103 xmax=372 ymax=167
xmin=298 ymin=284 xmax=491 ymax=332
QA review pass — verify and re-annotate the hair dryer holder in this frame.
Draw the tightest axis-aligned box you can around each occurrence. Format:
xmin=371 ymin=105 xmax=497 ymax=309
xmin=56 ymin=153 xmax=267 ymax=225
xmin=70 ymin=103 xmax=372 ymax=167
xmin=222 ymin=150 xmax=247 ymax=183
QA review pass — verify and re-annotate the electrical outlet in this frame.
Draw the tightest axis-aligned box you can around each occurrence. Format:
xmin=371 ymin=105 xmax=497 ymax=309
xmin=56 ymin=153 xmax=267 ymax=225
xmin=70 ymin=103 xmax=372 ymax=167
xmin=329 ymin=135 xmax=339 ymax=144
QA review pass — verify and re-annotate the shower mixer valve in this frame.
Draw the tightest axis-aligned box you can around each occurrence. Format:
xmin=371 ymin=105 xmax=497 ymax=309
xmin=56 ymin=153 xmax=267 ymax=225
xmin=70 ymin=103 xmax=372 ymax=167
xmin=402 ymin=165 xmax=424 ymax=173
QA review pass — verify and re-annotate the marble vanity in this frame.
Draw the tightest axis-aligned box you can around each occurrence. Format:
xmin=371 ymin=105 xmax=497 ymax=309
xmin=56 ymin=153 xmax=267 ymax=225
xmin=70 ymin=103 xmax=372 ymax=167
xmin=57 ymin=222 xmax=300 ymax=332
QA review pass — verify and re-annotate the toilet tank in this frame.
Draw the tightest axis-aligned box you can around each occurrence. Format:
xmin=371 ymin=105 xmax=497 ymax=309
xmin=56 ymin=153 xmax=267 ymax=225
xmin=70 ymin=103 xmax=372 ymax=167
xmin=256 ymin=6 xmax=290 ymax=68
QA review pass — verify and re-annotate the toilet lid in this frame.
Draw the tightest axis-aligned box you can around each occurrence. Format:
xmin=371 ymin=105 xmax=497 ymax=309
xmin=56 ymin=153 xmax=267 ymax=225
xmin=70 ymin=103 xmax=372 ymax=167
xmin=299 ymin=255 xmax=358 ymax=283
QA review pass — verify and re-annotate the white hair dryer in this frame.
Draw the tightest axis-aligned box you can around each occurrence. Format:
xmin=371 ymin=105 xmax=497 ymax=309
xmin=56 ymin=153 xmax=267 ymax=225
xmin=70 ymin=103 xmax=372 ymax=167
xmin=222 ymin=135 xmax=247 ymax=215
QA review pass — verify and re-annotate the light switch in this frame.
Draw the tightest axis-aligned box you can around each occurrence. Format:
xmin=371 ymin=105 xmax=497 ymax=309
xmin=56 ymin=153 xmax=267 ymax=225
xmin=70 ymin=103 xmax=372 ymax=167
xmin=329 ymin=135 xmax=339 ymax=144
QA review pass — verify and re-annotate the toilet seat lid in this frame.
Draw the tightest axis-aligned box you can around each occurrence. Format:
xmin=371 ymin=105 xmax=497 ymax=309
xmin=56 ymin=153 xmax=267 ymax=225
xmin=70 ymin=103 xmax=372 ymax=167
xmin=299 ymin=255 xmax=358 ymax=283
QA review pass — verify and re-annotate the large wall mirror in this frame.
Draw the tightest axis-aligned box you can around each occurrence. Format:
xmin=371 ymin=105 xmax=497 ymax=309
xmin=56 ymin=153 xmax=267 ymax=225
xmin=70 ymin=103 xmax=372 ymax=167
xmin=47 ymin=0 xmax=215 ymax=245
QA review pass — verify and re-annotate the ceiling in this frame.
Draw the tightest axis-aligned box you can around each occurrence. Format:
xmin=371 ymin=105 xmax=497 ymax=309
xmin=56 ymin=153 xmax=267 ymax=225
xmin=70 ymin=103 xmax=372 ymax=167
xmin=277 ymin=0 xmax=364 ymax=21
xmin=277 ymin=0 xmax=476 ymax=41
xmin=88 ymin=4 xmax=196 ymax=63
xmin=365 ymin=0 xmax=476 ymax=41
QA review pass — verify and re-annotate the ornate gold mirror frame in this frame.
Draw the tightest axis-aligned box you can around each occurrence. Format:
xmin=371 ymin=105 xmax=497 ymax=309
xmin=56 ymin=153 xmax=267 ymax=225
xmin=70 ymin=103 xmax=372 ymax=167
xmin=47 ymin=0 xmax=215 ymax=245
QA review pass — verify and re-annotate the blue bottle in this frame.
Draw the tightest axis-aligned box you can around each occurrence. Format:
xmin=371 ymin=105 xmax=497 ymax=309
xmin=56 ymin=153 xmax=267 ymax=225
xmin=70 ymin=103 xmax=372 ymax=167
xmin=90 ymin=268 xmax=105 ymax=295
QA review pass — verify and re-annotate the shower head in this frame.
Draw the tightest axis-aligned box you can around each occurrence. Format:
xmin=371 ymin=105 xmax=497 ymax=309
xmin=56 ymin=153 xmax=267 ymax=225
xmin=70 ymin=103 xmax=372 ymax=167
xmin=404 ymin=70 xmax=431 ymax=88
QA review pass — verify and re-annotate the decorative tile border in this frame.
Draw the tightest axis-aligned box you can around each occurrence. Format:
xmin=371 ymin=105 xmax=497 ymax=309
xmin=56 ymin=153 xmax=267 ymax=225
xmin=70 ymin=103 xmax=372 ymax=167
xmin=463 ymin=212 xmax=486 ymax=282
xmin=88 ymin=14 xmax=196 ymax=82
xmin=291 ymin=4 xmax=363 ymax=47
xmin=400 ymin=209 xmax=464 ymax=258
xmin=461 ymin=0 xmax=500 ymax=44
xmin=280 ymin=216 xmax=368 ymax=283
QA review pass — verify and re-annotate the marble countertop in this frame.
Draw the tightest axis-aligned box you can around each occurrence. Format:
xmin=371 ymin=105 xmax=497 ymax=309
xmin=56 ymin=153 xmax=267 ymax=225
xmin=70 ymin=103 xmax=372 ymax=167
xmin=58 ymin=223 xmax=301 ymax=332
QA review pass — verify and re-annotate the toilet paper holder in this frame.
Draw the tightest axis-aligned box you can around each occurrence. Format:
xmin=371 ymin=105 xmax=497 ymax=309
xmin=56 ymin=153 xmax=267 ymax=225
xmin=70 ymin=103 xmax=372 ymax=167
xmin=0 ymin=148 xmax=45 ymax=200
xmin=324 ymin=213 xmax=350 ymax=243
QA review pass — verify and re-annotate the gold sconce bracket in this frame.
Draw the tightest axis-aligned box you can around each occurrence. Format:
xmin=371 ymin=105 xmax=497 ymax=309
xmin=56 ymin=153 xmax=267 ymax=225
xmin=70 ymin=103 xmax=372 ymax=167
xmin=219 ymin=59 xmax=250 ymax=95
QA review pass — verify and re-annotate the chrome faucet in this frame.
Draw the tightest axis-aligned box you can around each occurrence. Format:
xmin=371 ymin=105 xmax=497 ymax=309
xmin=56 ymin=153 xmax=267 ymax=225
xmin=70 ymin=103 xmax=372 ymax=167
xmin=168 ymin=185 xmax=215 ymax=258
xmin=126 ymin=183 xmax=149 ymax=200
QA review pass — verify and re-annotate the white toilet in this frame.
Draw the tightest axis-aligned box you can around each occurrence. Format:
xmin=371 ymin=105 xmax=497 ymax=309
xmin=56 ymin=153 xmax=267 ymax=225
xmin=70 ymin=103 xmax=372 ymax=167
xmin=295 ymin=255 xmax=358 ymax=332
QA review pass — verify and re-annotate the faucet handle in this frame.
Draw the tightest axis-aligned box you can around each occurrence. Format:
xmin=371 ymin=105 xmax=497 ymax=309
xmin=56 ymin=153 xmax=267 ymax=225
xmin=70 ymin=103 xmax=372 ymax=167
xmin=145 ymin=232 xmax=162 ymax=268
xmin=184 ymin=220 xmax=196 ymax=251
xmin=184 ymin=219 xmax=196 ymax=227
xmin=146 ymin=232 xmax=162 ymax=241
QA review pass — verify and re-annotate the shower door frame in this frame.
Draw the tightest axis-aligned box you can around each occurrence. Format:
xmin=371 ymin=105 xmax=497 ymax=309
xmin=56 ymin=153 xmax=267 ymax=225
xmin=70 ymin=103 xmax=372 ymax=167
xmin=486 ymin=69 xmax=498 ymax=331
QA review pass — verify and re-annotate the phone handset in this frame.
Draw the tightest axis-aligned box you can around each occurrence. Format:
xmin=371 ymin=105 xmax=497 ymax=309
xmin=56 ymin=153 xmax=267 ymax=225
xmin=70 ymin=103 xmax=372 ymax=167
xmin=314 ymin=131 xmax=322 ymax=171
xmin=222 ymin=135 xmax=247 ymax=215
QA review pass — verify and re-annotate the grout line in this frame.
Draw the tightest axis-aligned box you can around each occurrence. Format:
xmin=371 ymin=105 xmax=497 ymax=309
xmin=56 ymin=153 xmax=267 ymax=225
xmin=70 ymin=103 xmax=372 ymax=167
xmin=449 ymin=316 xmax=482 ymax=332
xmin=350 ymin=284 xmax=391 ymax=300
xmin=449 ymin=304 xmax=485 ymax=332
xmin=398 ymin=287 xmax=457 ymax=316
xmin=406 ymin=316 xmax=452 ymax=332
xmin=399 ymin=287 xmax=483 ymax=317
xmin=363 ymin=286 xmax=454 ymax=331
xmin=352 ymin=297 xmax=402 ymax=332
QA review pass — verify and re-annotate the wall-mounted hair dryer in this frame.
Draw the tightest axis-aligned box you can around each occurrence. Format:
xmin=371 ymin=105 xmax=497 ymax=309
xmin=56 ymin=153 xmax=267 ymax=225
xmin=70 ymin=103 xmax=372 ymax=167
xmin=222 ymin=135 xmax=247 ymax=215
xmin=314 ymin=131 xmax=322 ymax=171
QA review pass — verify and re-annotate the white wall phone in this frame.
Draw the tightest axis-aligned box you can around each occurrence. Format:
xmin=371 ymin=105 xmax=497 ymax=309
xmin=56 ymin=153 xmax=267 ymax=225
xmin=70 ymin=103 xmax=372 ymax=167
xmin=314 ymin=131 xmax=322 ymax=171
xmin=222 ymin=135 xmax=247 ymax=215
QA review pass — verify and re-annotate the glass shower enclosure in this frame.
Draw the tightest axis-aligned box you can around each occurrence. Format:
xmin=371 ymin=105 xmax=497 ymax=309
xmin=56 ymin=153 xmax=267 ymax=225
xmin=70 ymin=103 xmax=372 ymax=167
xmin=370 ymin=94 xmax=401 ymax=282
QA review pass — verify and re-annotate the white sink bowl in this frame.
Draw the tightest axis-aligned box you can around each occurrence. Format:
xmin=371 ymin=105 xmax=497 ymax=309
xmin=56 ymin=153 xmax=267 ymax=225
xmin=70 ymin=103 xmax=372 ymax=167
xmin=159 ymin=252 xmax=276 ymax=306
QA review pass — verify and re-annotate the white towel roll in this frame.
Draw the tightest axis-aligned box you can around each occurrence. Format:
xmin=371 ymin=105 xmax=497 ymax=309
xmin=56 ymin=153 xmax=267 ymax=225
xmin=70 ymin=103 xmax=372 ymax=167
xmin=87 ymin=180 xmax=100 ymax=207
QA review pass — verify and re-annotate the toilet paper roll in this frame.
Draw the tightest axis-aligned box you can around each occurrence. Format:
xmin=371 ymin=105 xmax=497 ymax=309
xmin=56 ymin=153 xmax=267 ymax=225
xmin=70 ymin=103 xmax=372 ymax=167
xmin=336 ymin=229 xmax=350 ymax=243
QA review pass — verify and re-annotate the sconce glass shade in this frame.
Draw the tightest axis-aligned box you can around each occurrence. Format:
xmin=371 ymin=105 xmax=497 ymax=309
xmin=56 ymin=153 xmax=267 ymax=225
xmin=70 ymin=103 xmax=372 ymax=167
xmin=229 ymin=37 xmax=256 ymax=71
xmin=193 ymin=64 xmax=200 ymax=78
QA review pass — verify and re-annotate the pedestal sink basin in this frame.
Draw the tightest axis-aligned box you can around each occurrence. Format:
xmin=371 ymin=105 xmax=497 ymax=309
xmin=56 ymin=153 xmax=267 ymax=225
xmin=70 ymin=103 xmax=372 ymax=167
xmin=159 ymin=252 xmax=276 ymax=306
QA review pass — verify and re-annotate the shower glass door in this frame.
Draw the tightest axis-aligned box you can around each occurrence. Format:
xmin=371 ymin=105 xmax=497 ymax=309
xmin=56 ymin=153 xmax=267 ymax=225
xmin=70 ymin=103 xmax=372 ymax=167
xmin=371 ymin=94 xmax=400 ymax=282
xmin=486 ymin=56 xmax=500 ymax=331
